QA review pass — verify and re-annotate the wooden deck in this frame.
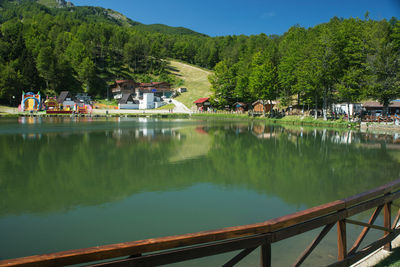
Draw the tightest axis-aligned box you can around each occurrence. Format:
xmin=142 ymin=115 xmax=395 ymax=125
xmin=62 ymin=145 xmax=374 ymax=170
xmin=2 ymin=179 xmax=400 ymax=266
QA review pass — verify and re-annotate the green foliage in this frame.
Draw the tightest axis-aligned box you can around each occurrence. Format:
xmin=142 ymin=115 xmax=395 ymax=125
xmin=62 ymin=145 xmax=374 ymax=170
xmin=366 ymin=42 xmax=400 ymax=109
xmin=208 ymin=60 xmax=237 ymax=108
xmin=208 ymin=16 xmax=400 ymax=112
xmin=249 ymin=52 xmax=278 ymax=103
xmin=0 ymin=0 xmax=398 ymax=109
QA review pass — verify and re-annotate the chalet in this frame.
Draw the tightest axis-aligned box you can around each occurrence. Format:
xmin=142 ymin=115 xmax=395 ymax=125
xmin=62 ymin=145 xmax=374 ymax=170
xmin=111 ymin=80 xmax=138 ymax=99
xmin=363 ymin=101 xmax=400 ymax=115
xmin=111 ymin=80 xmax=173 ymax=100
xmin=57 ymin=91 xmax=75 ymax=109
xmin=252 ymin=100 xmax=276 ymax=113
xmin=119 ymin=93 xmax=139 ymax=109
xmin=136 ymin=82 xmax=173 ymax=98
xmin=233 ymin=102 xmax=249 ymax=113
xmin=194 ymin=97 xmax=210 ymax=111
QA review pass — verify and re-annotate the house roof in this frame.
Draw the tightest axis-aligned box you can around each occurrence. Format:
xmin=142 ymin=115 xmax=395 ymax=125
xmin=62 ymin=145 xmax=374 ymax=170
xmin=233 ymin=102 xmax=247 ymax=107
xmin=119 ymin=93 xmax=139 ymax=104
xmin=139 ymin=82 xmax=170 ymax=87
xmin=116 ymin=80 xmax=135 ymax=84
xmin=252 ymin=100 xmax=277 ymax=106
xmin=136 ymin=87 xmax=171 ymax=92
xmin=363 ymin=101 xmax=400 ymax=108
xmin=194 ymin=97 xmax=210 ymax=104
xmin=57 ymin=91 xmax=72 ymax=104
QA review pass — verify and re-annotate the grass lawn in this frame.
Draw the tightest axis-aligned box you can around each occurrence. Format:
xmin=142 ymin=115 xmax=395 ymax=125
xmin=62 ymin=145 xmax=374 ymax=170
xmin=155 ymin=104 xmax=175 ymax=110
xmin=168 ymin=60 xmax=212 ymax=110
xmin=96 ymin=99 xmax=118 ymax=106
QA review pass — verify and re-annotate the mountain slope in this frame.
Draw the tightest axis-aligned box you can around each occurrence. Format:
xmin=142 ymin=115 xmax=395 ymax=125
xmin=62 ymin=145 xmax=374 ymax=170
xmin=134 ymin=24 xmax=207 ymax=37
xmin=32 ymin=0 xmax=207 ymax=36
xmin=169 ymin=60 xmax=212 ymax=109
xmin=37 ymin=0 xmax=73 ymax=8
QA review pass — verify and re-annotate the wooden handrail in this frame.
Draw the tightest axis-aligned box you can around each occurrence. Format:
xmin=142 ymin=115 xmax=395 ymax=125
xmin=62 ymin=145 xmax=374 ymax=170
xmin=2 ymin=178 xmax=400 ymax=267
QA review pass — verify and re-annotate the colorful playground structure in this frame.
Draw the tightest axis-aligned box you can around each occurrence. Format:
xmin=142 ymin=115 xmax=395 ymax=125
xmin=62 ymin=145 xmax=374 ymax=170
xmin=44 ymin=97 xmax=59 ymax=110
xmin=45 ymin=99 xmax=92 ymax=114
xmin=19 ymin=91 xmax=92 ymax=114
xmin=19 ymin=92 xmax=41 ymax=112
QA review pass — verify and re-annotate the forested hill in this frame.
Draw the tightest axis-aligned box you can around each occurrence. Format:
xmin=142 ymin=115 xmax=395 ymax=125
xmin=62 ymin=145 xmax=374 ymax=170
xmin=0 ymin=0 xmax=399 ymax=111
xmin=5 ymin=0 xmax=207 ymax=36
xmin=0 ymin=0 xmax=213 ymax=104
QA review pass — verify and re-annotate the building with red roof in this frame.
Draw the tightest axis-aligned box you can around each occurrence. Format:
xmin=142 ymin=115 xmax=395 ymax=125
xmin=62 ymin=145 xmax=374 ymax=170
xmin=194 ymin=97 xmax=211 ymax=111
xmin=111 ymin=80 xmax=172 ymax=100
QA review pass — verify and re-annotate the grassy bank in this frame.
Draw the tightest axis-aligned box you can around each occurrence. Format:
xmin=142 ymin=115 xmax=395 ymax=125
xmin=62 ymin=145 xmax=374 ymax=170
xmin=155 ymin=103 xmax=175 ymax=110
xmin=191 ymin=113 xmax=359 ymax=128
xmin=169 ymin=60 xmax=212 ymax=109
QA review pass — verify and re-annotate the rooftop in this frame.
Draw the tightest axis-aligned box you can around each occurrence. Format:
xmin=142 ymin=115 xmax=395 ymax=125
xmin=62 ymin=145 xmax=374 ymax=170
xmin=194 ymin=97 xmax=210 ymax=104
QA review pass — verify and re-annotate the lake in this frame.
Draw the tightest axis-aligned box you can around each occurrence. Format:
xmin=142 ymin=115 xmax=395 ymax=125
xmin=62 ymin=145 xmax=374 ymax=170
xmin=1 ymin=117 xmax=400 ymax=266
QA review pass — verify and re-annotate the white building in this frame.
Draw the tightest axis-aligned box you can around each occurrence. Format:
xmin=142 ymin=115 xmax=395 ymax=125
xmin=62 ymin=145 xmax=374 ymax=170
xmin=332 ymin=103 xmax=362 ymax=116
xmin=139 ymin=93 xmax=155 ymax=109
xmin=139 ymin=93 xmax=165 ymax=110
xmin=118 ymin=93 xmax=166 ymax=110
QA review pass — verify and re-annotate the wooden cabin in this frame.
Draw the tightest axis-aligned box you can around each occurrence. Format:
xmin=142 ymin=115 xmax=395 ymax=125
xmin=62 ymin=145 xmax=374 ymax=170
xmin=111 ymin=80 xmax=138 ymax=99
xmin=233 ymin=102 xmax=249 ymax=113
xmin=136 ymin=82 xmax=173 ymax=98
xmin=111 ymin=80 xmax=173 ymax=99
xmin=194 ymin=97 xmax=211 ymax=111
xmin=252 ymin=100 xmax=276 ymax=113
xmin=363 ymin=101 xmax=400 ymax=116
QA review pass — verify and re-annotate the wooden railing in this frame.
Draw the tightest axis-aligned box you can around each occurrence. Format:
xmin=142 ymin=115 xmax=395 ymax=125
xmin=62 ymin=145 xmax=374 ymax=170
xmin=2 ymin=179 xmax=400 ymax=267
xmin=362 ymin=115 xmax=394 ymax=123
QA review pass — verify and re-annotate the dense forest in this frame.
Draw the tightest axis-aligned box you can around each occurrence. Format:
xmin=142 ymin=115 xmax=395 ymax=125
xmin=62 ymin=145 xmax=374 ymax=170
xmin=208 ymin=15 xmax=400 ymax=116
xmin=0 ymin=0 xmax=399 ymax=112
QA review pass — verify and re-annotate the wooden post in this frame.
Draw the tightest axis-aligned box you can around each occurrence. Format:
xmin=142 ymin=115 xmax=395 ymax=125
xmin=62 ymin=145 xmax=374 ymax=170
xmin=337 ymin=220 xmax=347 ymax=261
xmin=384 ymin=202 xmax=392 ymax=251
xmin=260 ymin=243 xmax=271 ymax=267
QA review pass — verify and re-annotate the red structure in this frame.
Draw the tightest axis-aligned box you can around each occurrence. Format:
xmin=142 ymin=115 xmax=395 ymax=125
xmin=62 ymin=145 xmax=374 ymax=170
xmin=194 ymin=97 xmax=210 ymax=111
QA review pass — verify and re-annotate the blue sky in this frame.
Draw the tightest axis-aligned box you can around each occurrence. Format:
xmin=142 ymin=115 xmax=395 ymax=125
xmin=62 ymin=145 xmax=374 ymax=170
xmin=71 ymin=0 xmax=400 ymax=36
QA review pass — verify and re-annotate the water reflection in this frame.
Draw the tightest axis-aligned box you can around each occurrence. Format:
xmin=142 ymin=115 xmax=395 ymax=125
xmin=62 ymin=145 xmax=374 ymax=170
xmin=0 ymin=119 xmax=400 ymax=217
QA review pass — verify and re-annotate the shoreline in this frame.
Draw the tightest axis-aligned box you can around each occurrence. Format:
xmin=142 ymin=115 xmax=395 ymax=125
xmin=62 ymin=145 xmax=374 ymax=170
xmin=2 ymin=110 xmax=400 ymax=132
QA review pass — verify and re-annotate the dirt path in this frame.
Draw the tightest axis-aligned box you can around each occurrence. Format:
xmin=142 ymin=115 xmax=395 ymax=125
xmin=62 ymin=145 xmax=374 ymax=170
xmin=171 ymin=99 xmax=191 ymax=113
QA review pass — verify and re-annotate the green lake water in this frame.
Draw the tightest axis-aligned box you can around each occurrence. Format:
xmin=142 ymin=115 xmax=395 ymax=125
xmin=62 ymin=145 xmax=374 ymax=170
xmin=1 ymin=117 xmax=400 ymax=266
